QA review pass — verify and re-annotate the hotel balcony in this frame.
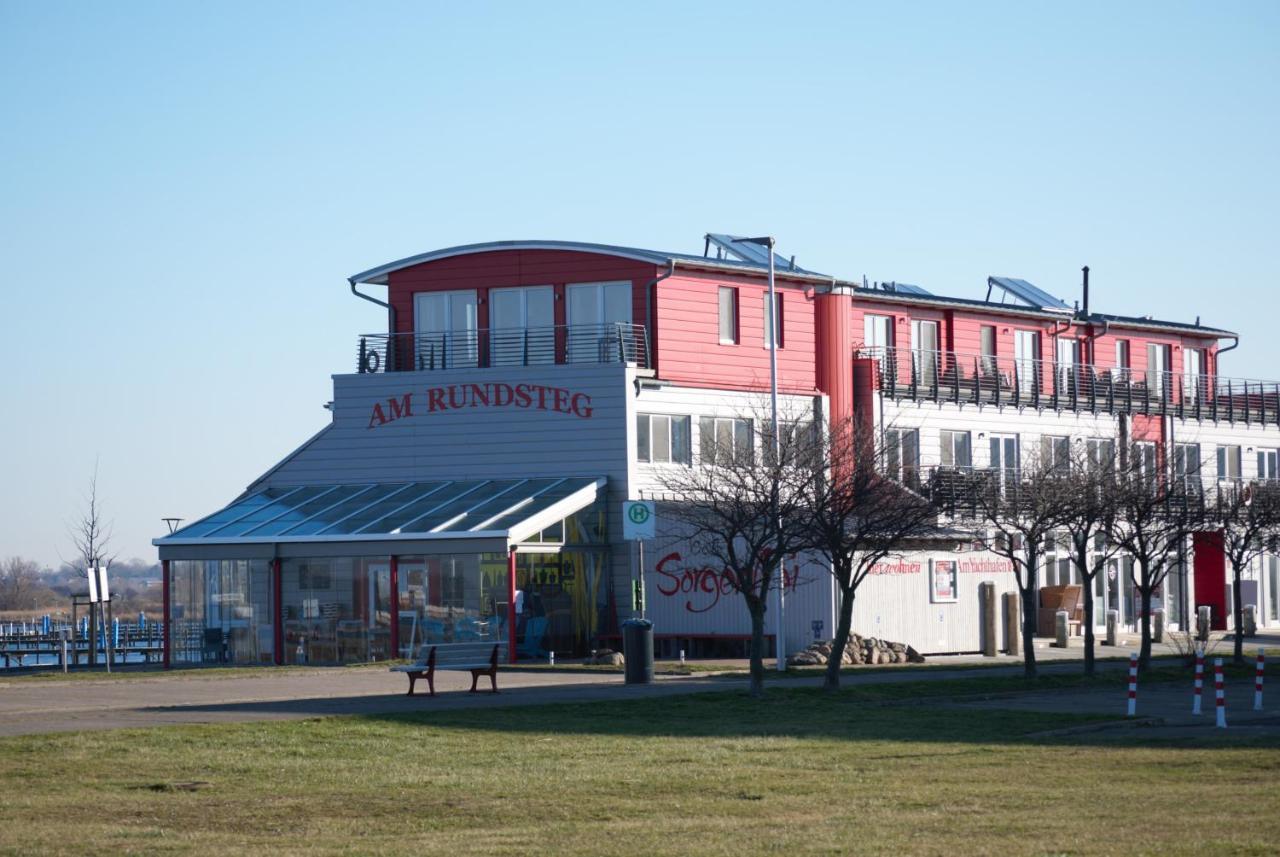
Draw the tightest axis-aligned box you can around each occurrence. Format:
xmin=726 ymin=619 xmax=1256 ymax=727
xmin=865 ymin=346 xmax=1280 ymax=426
xmin=356 ymin=323 xmax=651 ymax=374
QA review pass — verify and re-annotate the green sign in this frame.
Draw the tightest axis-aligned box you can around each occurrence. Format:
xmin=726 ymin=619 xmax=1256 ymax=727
xmin=622 ymin=500 xmax=655 ymax=540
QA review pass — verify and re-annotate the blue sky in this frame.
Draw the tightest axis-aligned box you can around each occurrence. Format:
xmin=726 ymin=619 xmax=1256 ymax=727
xmin=2 ymin=1 xmax=1277 ymax=567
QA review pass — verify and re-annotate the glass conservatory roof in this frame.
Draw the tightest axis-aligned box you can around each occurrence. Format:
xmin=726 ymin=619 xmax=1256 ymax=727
xmin=153 ymin=477 xmax=605 ymax=546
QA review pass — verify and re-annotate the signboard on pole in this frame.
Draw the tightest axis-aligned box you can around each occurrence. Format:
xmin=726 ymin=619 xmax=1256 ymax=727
xmin=87 ymin=566 xmax=110 ymax=604
xmin=622 ymin=501 xmax=655 ymax=540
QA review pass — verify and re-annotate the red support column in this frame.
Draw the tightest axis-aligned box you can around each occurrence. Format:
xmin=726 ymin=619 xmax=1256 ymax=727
xmin=507 ymin=548 xmax=518 ymax=664
xmin=161 ymin=559 xmax=171 ymax=670
xmin=389 ymin=556 xmax=400 ymax=659
xmin=272 ymin=558 xmax=284 ymax=665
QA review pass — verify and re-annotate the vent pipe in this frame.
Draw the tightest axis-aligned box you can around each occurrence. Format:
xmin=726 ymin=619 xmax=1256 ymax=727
xmin=1082 ymin=265 xmax=1090 ymax=317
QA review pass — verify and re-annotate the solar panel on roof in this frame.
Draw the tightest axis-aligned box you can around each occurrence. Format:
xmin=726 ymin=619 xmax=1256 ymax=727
xmin=705 ymin=233 xmax=803 ymax=272
xmin=987 ymin=276 xmax=1072 ymax=312
xmin=883 ymin=282 xmax=932 ymax=296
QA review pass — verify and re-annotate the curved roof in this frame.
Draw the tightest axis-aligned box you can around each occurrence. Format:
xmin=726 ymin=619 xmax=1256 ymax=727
xmin=348 ymin=239 xmax=833 ymax=286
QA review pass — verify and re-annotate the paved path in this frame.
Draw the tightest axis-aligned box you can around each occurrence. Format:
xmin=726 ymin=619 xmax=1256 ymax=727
xmin=2 ymin=631 xmax=1274 ymax=738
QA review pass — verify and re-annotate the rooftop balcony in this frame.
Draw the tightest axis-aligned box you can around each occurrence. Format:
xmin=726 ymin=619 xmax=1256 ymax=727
xmin=356 ymin=323 xmax=650 ymax=374
xmin=865 ymin=346 xmax=1280 ymax=426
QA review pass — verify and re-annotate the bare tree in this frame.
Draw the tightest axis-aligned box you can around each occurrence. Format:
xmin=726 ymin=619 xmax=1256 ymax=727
xmin=1209 ymin=479 xmax=1280 ymax=664
xmin=67 ymin=461 xmax=116 ymax=579
xmin=940 ymin=448 xmax=1072 ymax=678
xmin=656 ymin=409 xmax=813 ymax=698
xmin=1059 ymin=444 xmax=1124 ymax=675
xmin=0 ymin=557 xmax=44 ymax=611
xmin=1107 ymin=445 xmax=1202 ymax=671
xmin=795 ymin=421 xmax=940 ymax=692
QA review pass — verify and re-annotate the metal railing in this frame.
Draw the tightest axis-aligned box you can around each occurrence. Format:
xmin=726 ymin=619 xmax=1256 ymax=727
xmin=861 ymin=346 xmax=1280 ymax=425
xmin=357 ymin=323 xmax=650 ymax=373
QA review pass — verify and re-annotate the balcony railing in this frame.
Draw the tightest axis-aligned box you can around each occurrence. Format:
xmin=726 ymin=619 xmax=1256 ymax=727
xmin=357 ymin=323 xmax=650 ymax=373
xmin=862 ymin=346 xmax=1280 ymax=426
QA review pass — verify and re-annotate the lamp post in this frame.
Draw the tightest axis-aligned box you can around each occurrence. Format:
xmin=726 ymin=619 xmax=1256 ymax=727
xmin=734 ymin=236 xmax=785 ymax=672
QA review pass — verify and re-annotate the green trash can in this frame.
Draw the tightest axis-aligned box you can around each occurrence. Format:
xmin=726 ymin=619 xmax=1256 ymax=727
xmin=622 ymin=619 xmax=653 ymax=684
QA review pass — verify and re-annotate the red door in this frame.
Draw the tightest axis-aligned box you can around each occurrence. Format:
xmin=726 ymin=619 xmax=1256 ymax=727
xmin=1193 ymin=530 xmax=1227 ymax=630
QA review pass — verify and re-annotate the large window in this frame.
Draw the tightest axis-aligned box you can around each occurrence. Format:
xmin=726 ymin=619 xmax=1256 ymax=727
xmin=980 ymin=325 xmax=997 ymax=375
xmin=1114 ymin=340 xmax=1131 ymax=380
xmin=1175 ymin=443 xmax=1201 ymax=490
xmin=396 ymin=553 xmax=505 ymax=660
xmin=489 ymin=286 xmax=554 ymax=366
xmin=170 ymin=559 xmax=274 ymax=666
xmin=637 ymin=413 xmax=691 ymax=464
xmin=1040 ymin=435 xmax=1071 ymax=474
xmin=1258 ymin=449 xmax=1279 ymax=482
xmin=566 ymin=281 xmax=631 ymax=363
xmin=911 ymin=320 xmax=940 ymax=385
xmin=282 ymin=557 xmax=391 ymax=665
xmin=415 ymin=290 xmax=478 ymax=369
xmin=940 ymin=430 xmax=972 ymax=469
xmin=718 ymin=287 xmax=739 ymax=345
xmin=884 ymin=427 xmax=920 ymax=487
xmin=1217 ymin=444 xmax=1242 ymax=480
xmin=1087 ymin=438 xmax=1116 ymax=474
xmin=1147 ymin=343 xmax=1171 ymax=397
xmin=1134 ymin=442 xmax=1158 ymax=481
xmin=701 ymin=416 xmax=753 ymax=466
xmin=763 ymin=293 xmax=784 ymax=349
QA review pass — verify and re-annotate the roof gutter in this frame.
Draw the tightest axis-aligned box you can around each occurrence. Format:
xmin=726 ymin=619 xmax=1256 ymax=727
xmin=349 ymin=278 xmax=397 ymax=359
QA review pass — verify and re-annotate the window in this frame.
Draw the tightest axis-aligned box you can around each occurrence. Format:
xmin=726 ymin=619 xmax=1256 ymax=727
xmin=490 ymin=286 xmax=554 ymax=366
xmin=1258 ymin=449 xmax=1278 ymax=482
xmin=636 ymin=414 xmax=691 ymax=464
xmin=864 ymin=314 xmax=893 ymax=352
xmin=884 ymin=428 xmax=920 ymax=487
xmin=1087 ymin=438 xmax=1116 ymax=474
xmin=1217 ymin=444 xmax=1242 ymax=480
xmin=718 ymin=287 xmax=739 ymax=345
xmin=415 ymin=290 xmax=479 ymax=368
xmin=1014 ymin=330 xmax=1040 ymax=395
xmin=1146 ymin=343 xmax=1171 ymax=397
xmin=989 ymin=434 xmax=1020 ymax=484
xmin=1134 ymin=442 xmax=1158 ymax=480
xmin=763 ymin=293 xmax=784 ymax=348
xmin=1114 ymin=340 xmax=1131 ymax=379
xmin=980 ymin=326 xmax=997 ymax=375
xmin=911 ymin=320 xmax=940 ymax=385
xmin=1174 ymin=443 xmax=1201 ymax=490
xmin=1183 ymin=347 xmax=1205 ymax=402
xmin=701 ymin=417 xmax=753 ymax=466
xmin=1040 ymin=435 xmax=1071 ymax=474
xmin=567 ymin=281 xmax=631 ymax=363
xmin=940 ymin=430 xmax=972 ymax=469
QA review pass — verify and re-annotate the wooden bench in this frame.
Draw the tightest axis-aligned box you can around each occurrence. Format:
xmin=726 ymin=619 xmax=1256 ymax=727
xmin=390 ymin=642 xmax=503 ymax=696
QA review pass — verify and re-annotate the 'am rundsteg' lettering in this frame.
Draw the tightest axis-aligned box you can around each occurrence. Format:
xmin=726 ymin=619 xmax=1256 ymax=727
xmin=367 ymin=383 xmax=593 ymax=429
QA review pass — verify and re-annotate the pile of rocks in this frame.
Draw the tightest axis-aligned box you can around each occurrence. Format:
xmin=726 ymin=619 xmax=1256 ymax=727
xmin=586 ymin=648 xmax=625 ymax=666
xmin=787 ymin=634 xmax=924 ymax=667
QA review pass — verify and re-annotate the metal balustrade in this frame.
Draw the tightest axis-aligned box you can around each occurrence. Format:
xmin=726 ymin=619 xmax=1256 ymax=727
xmin=357 ymin=323 xmax=650 ymax=373
xmin=861 ymin=346 xmax=1280 ymax=425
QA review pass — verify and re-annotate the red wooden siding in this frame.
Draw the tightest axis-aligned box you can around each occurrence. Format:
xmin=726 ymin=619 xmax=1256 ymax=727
xmin=654 ymin=271 xmax=817 ymax=394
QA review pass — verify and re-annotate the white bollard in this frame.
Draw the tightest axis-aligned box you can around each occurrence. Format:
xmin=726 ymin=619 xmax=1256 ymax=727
xmin=1127 ymin=652 xmax=1138 ymax=717
xmin=1215 ymin=658 xmax=1227 ymax=728
xmin=1192 ymin=649 xmax=1204 ymax=715
xmin=549 ymin=651 xmax=555 ymax=667
xmin=1255 ymin=648 xmax=1265 ymax=712
xmin=679 ymin=648 xmax=686 ymax=665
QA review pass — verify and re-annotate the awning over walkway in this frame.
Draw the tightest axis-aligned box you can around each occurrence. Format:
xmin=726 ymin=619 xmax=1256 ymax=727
xmin=153 ymin=477 xmax=606 ymax=559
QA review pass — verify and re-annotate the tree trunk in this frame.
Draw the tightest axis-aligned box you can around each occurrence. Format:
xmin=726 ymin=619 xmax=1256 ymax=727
xmin=748 ymin=600 xmax=766 ymax=698
xmin=825 ymin=581 xmax=856 ymax=693
xmin=1232 ymin=567 xmax=1244 ymax=665
xmin=1082 ymin=577 xmax=1096 ymax=676
xmin=1138 ymin=584 xmax=1153 ymax=671
xmin=1020 ymin=584 xmax=1037 ymax=679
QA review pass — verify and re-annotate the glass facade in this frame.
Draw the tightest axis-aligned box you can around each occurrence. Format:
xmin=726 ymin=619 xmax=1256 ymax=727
xmin=281 ymin=557 xmax=391 ymax=664
xmin=395 ymin=553 xmax=507 ymax=660
xmin=170 ymin=560 xmax=274 ymax=665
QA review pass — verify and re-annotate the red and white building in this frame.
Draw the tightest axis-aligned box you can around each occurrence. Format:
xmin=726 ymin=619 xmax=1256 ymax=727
xmin=154 ymin=236 xmax=1280 ymax=666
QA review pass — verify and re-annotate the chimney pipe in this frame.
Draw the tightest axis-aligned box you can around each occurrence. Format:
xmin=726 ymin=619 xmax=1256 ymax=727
xmin=1081 ymin=265 xmax=1090 ymax=317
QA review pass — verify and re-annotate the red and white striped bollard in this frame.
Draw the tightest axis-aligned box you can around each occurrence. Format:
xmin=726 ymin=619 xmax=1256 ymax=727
xmin=1215 ymin=657 xmax=1227 ymax=728
xmin=1192 ymin=648 xmax=1204 ymax=715
xmin=1255 ymin=648 xmax=1265 ymax=712
xmin=1127 ymin=652 xmax=1138 ymax=717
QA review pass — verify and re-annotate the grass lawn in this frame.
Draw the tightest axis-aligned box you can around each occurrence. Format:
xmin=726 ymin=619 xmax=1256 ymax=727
xmin=2 ymin=684 xmax=1278 ymax=856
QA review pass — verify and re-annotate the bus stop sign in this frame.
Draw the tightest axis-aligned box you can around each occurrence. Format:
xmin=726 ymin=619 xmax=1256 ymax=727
xmin=622 ymin=501 xmax=655 ymax=540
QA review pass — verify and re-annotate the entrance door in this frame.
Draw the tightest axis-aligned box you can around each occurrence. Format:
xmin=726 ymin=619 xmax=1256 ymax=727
xmin=1193 ymin=530 xmax=1228 ymax=630
xmin=566 ymin=282 xmax=631 ymax=362
xmin=1014 ymin=330 xmax=1040 ymax=396
xmin=490 ymin=286 xmax=554 ymax=365
xmin=415 ymin=290 xmax=478 ymax=368
xmin=1147 ymin=343 xmax=1170 ymax=400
